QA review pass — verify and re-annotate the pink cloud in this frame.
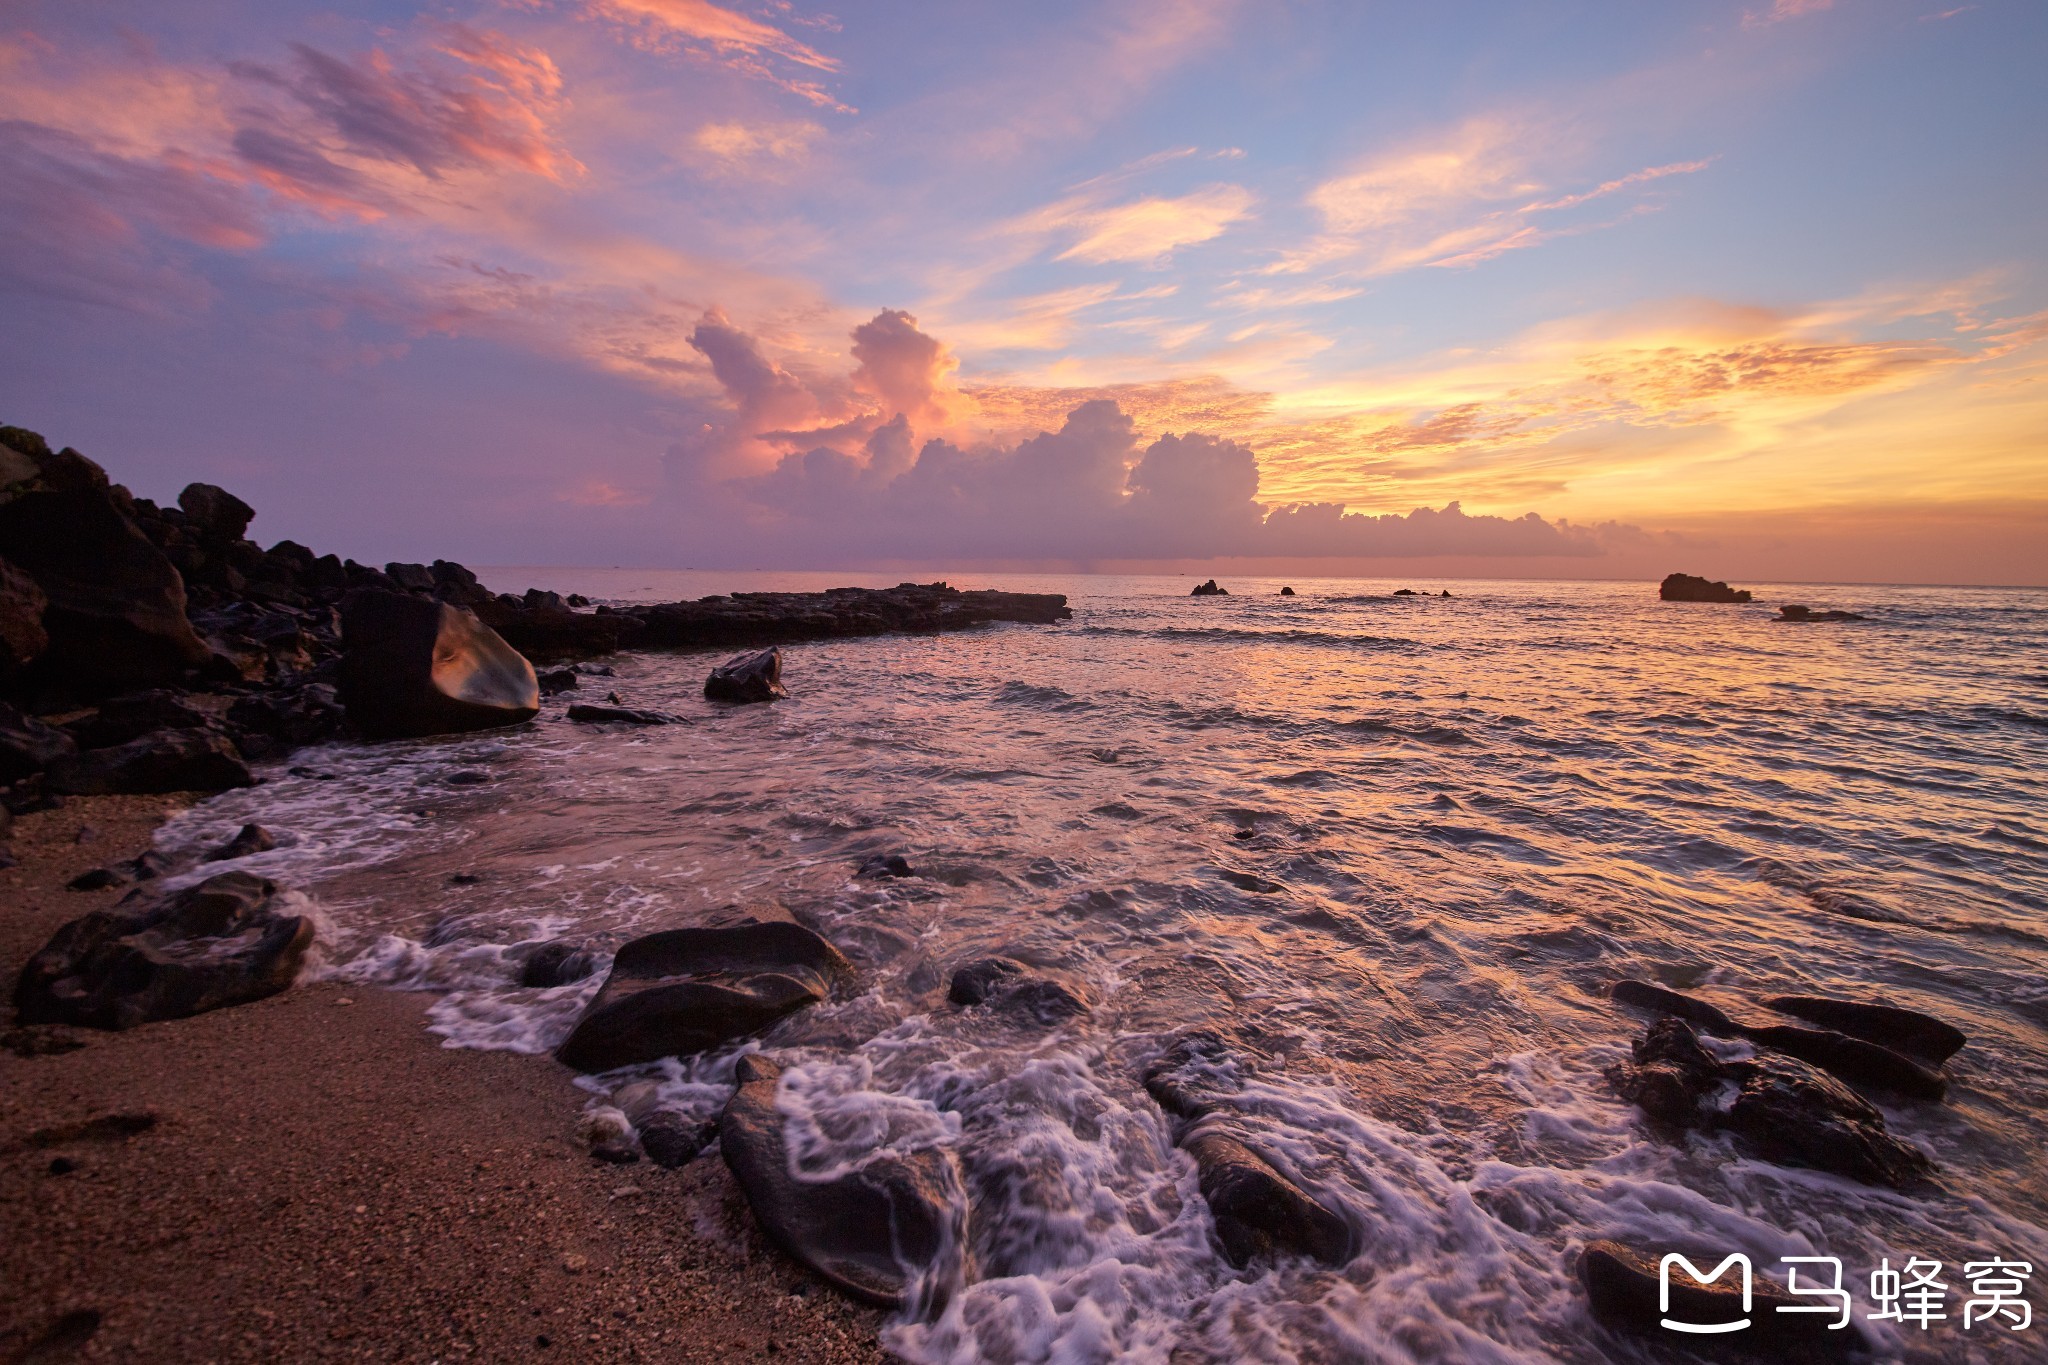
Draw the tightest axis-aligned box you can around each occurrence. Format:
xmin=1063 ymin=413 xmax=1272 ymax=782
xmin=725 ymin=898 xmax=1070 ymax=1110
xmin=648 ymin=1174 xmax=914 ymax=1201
xmin=584 ymin=0 xmax=853 ymax=110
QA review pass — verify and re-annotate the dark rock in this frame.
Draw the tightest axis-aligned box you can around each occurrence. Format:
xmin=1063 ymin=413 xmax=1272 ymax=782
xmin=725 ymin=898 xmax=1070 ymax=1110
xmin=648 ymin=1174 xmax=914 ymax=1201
xmin=0 ymin=554 xmax=50 ymax=676
xmin=1441 ymin=590 xmax=1452 ymax=597
xmin=0 ymin=436 xmax=210 ymax=693
xmin=1605 ymin=1017 xmax=1931 ymax=1188
xmin=1393 ymin=588 xmax=1417 ymax=596
xmin=474 ymin=599 xmax=644 ymax=663
xmin=448 ymin=873 xmax=482 ymax=885
xmin=1581 ymin=1240 xmax=1851 ymax=1356
xmin=521 ymin=941 xmax=599 ymax=989
xmin=177 ymin=483 xmax=255 ymax=541
xmin=625 ymin=582 xmax=1068 ymax=652
xmin=46 ymin=727 xmax=253 ymax=795
xmin=555 ymin=920 xmax=850 ymax=1072
xmin=0 ymin=1024 xmax=90 ymax=1057
xmin=704 ymin=648 xmax=787 ymax=703
xmin=721 ymin=1055 xmax=969 ymax=1310
xmin=287 ymin=765 xmax=336 ymax=780
xmin=856 ymin=854 xmax=914 ymax=880
xmin=1660 ymin=572 xmax=1752 ymax=603
xmin=225 ymin=683 xmax=346 ymax=757
xmin=49 ymin=1155 xmax=78 ymax=1175
xmin=572 ymin=664 xmax=615 ymax=676
xmin=3 ymin=772 xmax=61 ymax=814
xmin=1777 ymin=604 xmax=1866 ymax=623
xmin=1 ymin=700 xmax=77 ymax=784
xmin=1278 ymin=586 xmax=1294 ymax=596
xmin=66 ymin=689 xmax=218 ymax=750
xmin=946 ymin=957 xmax=1088 ymax=1024
xmin=337 ymin=589 xmax=539 ymax=739
xmin=537 ymin=667 xmax=579 ymax=695
xmin=446 ymin=770 xmax=490 ymax=785
xmin=638 ymin=1111 xmax=717 ymax=1168
xmin=523 ymin=588 xmax=568 ymax=611
xmin=1184 ymin=1130 xmax=1352 ymax=1267
xmin=14 ymin=871 xmax=315 ymax=1030
xmin=565 ymin=703 xmax=679 ymax=725
xmin=566 ymin=594 xmax=591 ymax=608
xmin=1763 ymin=994 xmax=1965 ymax=1065
xmin=66 ymin=852 xmax=167 ymax=892
xmin=203 ymin=823 xmax=277 ymax=862
xmin=1610 ymin=979 xmax=1945 ymax=1100
xmin=1189 ymin=579 xmax=1228 ymax=596
xmin=1143 ymin=1030 xmax=1251 ymax=1122
xmin=385 ymin=562 xmax=436 ymax=593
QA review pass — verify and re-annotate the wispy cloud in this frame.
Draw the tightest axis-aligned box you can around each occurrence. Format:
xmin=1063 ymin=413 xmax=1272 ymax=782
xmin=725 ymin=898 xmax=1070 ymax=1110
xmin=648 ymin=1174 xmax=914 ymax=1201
xmin=583 ymin=0 xmax=852 ymax=110
xmin=1743 ymin=0 xmax=1836 ymax=29
xmin=1050 ymin=184 xmax=1257 ymax=265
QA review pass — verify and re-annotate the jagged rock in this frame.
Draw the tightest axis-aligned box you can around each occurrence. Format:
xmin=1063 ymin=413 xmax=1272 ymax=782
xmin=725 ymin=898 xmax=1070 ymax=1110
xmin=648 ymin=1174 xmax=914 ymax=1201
xmin=856 ymin=854 xmax=914 ymax=879
xmin=1581 ymin=1240 xmax=1850 ymax=1356
xmin=337 ymin=589 xmax=539 ymax=739
xmin=384 ymin=562 xmax=435 ymax=593
xmin=946 ymin=957 xmax=1088 ymax=1024
xmin=1777 ymin=604 xmax=1866 ymax=623
xmin=225 ymin=683 xmax=346 ymax=757
xmin=555 ymin=920 xmax=850 ymax=1072
xmin=1190 ymin=579 xmax=1228 ymax=596
xmin=203 ymin=823 xmax=277 ymax=863
xmin=704 ymin=648 xmax=787 ymax=703
xmin=0 ymin=434 xmax=209 ymax=694
xmin=721 ymin=1055 xmax=969 ymax=1309
xmin=1184 ymin=1130 xmax=1352 ymax=1267
xmin=1764 ymin=995 xmax=1966 ymax=1065
xmin=1393 ymin=588 xmax=1417 ymax=596
xmin=625 ymin=582 xmax=1067 ymax=652
xmin=0 ymin=555 xmax=49 ymax=676
xmin=565 ymin=703 xmax=679 ymax=725
xmin=14 ymin=871 xmax=314 ymax=1030
xmin=1 ymin=701 xmax=76 ymax=784
xmin=47 ymin=727 xmax=253 ymax=795
xmin=1606 ymin=1017 xmax=1932 ymax=1188
xmin=1659 ymin=572 xmax=1752 ymax=603
xmin=475 ymin=599 xmax=643 ymax=663
xmin=536 ymin=667 xmax=579 ymax=695
xmin=520 ymin=940 xmax=598 ymax=989
xmin=1610 ymin=979 xmax=1945 ymax=1100
xmin=176 ymin=484 xmax=254 ymax=541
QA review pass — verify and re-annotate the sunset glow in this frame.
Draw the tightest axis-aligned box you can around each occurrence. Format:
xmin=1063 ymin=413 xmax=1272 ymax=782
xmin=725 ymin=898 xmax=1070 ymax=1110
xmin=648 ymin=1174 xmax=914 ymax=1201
xmin=2 ymin=0 xmax=2042 ymax=581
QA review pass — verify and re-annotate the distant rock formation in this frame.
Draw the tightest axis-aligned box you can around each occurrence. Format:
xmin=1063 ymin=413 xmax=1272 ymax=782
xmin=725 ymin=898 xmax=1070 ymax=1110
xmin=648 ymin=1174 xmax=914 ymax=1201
xmin=1777 ymin=604 xmax=1865 ymax=622
xmin=1659 ymin=572 xmax=1752 ymax=603
xmin=1190 ymin=579 xmax=1228 ymax=596
xmin=1278 ymin=586 xmax=1295 ymax=596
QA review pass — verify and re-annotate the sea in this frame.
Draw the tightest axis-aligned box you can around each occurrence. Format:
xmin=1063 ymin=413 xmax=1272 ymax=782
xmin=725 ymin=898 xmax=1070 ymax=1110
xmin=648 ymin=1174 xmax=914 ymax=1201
xmin=142 ymin=572 xmax=2048 ymax=1363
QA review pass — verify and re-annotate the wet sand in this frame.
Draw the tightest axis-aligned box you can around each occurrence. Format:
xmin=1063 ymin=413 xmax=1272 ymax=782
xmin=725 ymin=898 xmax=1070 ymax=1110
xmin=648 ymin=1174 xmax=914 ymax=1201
xmin=0 ymin=797 xmax=888 ymax=1363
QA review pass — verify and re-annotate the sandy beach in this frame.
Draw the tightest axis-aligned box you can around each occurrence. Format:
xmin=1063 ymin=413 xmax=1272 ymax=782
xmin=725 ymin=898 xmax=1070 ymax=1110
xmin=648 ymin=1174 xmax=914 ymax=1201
xmin=0 ymin=797 xmax=887 ymax=1364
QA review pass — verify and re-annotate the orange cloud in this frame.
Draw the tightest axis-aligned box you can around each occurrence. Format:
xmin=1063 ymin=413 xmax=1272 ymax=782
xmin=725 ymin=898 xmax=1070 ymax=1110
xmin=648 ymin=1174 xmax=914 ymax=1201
xmin=586 ymin=0 xmax=851 ymax=110
xmin=1051 ymin=184 xmax=1257 ymax=265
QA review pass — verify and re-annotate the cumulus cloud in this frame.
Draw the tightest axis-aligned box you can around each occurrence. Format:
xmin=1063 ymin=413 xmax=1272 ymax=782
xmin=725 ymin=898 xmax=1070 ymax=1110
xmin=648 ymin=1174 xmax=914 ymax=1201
xmin=851 ymin=309 xmax=959 ymax=428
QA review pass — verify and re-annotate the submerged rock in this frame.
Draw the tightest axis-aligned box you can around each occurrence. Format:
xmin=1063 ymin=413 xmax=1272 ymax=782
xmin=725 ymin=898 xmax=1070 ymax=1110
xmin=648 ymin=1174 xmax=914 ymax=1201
xmin=946 ymin=957 xmax=1088 ymax=1024
xmin=14 ymin=871 xmax=314 ymax=1030
xmin=637 ymin=1110 xmax=717 ymax=1169
xmin=520 ymin=940 xmax=598 ymax=989
xmin=337 ymin=589 xmax=539 ymax=739
xmin=536 ymin=666 xmax=579 ymax=695
xmin=703 ymin=647 xmax=787 ymax=703
xmin=1659 ymin=572 xmax=1752 ymax=603
xmin=46 ymin=727 xmax=253 ymax=795
xmin=1610 ymin=979 xmax=1946 ymax=1100
xmin=1606 ymin=1017 xmax=1932 ymax=1188
xmin=720 ymin=1055 xmax=969 ymax=1310
xmin=1189 ymin=579 xmax=1228 ymax=596
xmin=1777 ymin=604 xmax=1866 ymax=623
xmin=1581 ymin=1240 xmax=1851 ymax=1356
xmin=856 ymin=854 xmax=915 ymax=880
xmin=564 ymin=703 xmax=680 ymax=725
xmin=203 ymin=823 xmax=276 ymax=862
xmin=555 ymin=920 xmax=849 ymax=1072
xmin=1278 ymin=586 xmax=1295 ymax=596
xmin=1185 ymin=1130 xmax=1352 ymax=1268
xmin=1763 ymin=994 xmax=1965 ymax=1064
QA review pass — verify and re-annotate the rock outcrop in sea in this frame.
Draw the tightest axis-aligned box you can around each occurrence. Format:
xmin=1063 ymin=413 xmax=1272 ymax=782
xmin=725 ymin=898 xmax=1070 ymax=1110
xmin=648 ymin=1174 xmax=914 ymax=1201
xmin=1659 ymin=571 xmax=1752 ymax=603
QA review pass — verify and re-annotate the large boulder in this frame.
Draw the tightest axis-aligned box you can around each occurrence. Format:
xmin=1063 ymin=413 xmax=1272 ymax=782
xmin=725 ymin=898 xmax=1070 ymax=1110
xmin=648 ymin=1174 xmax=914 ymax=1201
xmin=721 ymin=1055 xmax=969 ymax=1309
xmin=176 ymin=483 xmax=255 ymax=542
xmin=14 ymin=871 xmax=314 ymax=1030
xmin=337 ymin=589 xmax=539 ymax=739
xmin=555 ymin=920 xmax=849 ymax=1072
xmin=1659 ymin=572 xmax=1752 ymax=603
xmin=1606 ymin=1017 xmax=1931 ymax=1188
xmin=1184 ymin=1130 xmax=1352 ymax=1268
xmin=0 ymin=700 xmax=76 ymax=785
xmin=1189 ymin=579 xmax=1228 ymax=596
xmin=704 ymin=647 xmax=787 ymax=703
xmin=1763 ymin=994 xmax=1965 ymax=1065
xmin=0 ymin=433 xmax=209 ymax=694
xmin=0 ymin=555 xmax=49 ymax=677
xmin=46 ymin=727 xmax=253 ymax=795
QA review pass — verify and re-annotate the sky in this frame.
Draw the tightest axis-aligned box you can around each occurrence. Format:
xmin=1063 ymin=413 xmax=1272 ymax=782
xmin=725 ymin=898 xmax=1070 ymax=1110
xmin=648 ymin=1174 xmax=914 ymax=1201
xmin=2 ymin=0 xmax=2044 ymax=584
